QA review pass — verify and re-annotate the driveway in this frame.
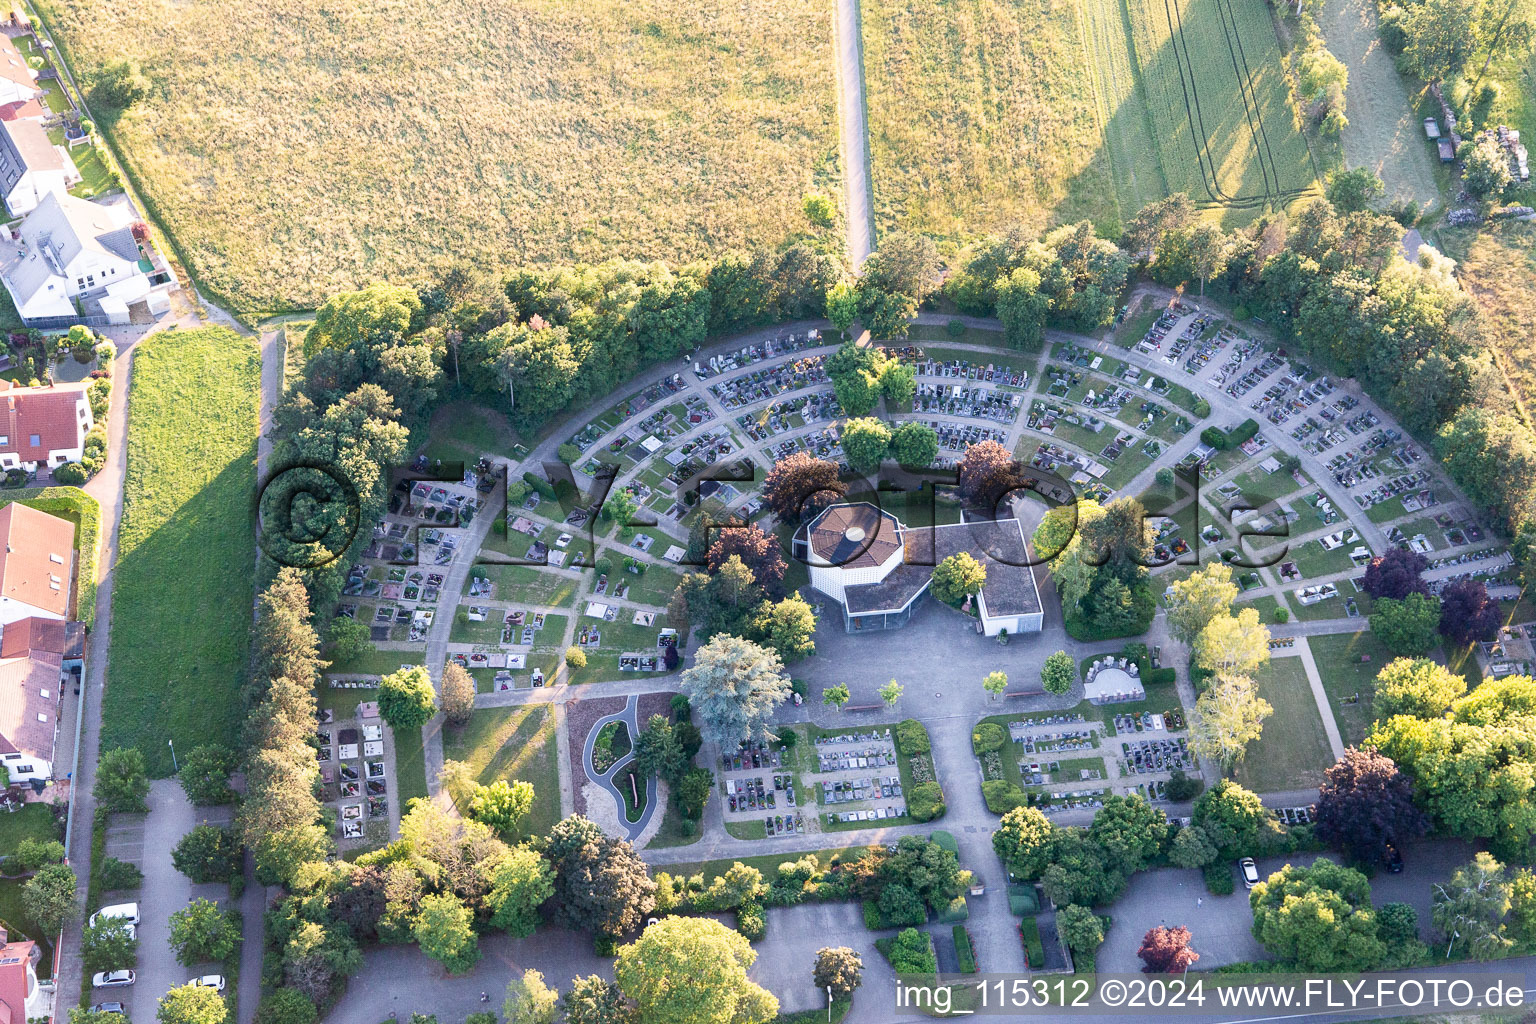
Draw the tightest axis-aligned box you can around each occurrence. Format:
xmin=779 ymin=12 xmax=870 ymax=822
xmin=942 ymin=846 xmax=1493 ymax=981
xmin=102 ymin=780 xmax=234 ymax=1022
xmin=1097 ymin=838 xmax=1480 ymax=972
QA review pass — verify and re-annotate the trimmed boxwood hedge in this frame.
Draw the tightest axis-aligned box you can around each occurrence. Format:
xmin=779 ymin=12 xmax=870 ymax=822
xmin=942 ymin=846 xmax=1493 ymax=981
xmin=954 ymin=924 xmax=978 ymax=973
xmin=971 ymin=722 xmax=1007 ymax=754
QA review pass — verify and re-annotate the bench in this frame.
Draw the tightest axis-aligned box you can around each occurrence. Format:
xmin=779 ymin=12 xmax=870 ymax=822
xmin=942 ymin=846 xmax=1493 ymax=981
xmin=842 ymin=704 xmax=883 ymax=712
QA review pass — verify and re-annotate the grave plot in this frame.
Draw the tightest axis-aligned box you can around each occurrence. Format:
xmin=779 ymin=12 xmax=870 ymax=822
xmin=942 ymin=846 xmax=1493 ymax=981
xmin=316 ymin=701 xmax=393 ymax=849
xmin=1207 ymin=333 xmax=1268 ymax=390
xmin=1008 ymin=715 xmax=1112 ymax=813
xmin=709 ymin=354 xmax=830 ymax=410
xmin=693 ymin=330 xmax=827 ymax=381
xmin=565 ymin=374 xmax=692 ymax=456
xmin=718 ymin=739 xmax=805 ymax=839
xmin=808 ymin=727 xmax=915 ymax=830
xmin=911 ymin=382 xmax=1020 ymax=424
xmin=764 ymin=426 xmax=845 ymax=468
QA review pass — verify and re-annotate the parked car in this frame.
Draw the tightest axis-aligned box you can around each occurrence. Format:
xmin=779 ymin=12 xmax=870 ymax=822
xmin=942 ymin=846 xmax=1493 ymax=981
xmin=90 ymin=1002 xmax=125 ymax=1014
xmin=1385 ymin=842 xmax=1404 ymax=874
xmin=92 ymin=970 xmax=136 ymax=988
xmin=188 ymin=975 xmax=226 ymax=993
xmin=1239 ymin=857 xmax=1260 ymax=889
xmin=89 ymin=902 xmax=141 ymax=928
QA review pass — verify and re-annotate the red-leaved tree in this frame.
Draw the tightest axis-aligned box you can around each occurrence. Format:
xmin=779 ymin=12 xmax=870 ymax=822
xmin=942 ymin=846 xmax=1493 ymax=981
xmin=762 ymin=452 xmax=845 ymax=524
xmin=1138 ymin=925 xmax=1199 ymax=974
xmin=707 ymin=522 xmax=787 ymax=598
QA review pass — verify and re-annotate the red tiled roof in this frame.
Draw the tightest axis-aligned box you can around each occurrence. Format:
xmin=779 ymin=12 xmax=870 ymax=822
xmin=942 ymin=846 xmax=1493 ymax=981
xmin=0 ymin=99 xmax=43 ymax=122
xmin=0 ymin=937 xmax=35 ymax=1024
xmin=0 ymin=503 xmax=73 ymax=618
xmin=0 ymin=382 xmax=89 ymax=463
xmin=0 ymin=654 xmax=56 ymax=761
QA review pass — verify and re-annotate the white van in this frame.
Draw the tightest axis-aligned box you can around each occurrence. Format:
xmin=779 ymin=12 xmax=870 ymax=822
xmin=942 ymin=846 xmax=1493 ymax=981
xmin=88 ymin=902 xmax=140 ymax=928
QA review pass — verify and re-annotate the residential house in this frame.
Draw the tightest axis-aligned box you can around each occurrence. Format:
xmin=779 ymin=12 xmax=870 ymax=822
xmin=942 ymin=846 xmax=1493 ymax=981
xmin=0 ymin=929 xmax=46 ymax=1023
xmin=0 ymin=34 xmax=39 ymax=109
xmin=0 ymin=117 xmax=77 ymax=217
xmin=0 ymin=502 xmax=73 ymax=625
xmin=0 ymin=380 xmax=92 ymax=472
xmin=0 ymin=190 xmax=159 ymax=325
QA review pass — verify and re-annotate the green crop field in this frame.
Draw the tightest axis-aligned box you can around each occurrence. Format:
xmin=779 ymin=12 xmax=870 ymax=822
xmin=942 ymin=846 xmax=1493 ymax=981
xmin=103 ymin=327 xmax=260 ymax=775
xmin=35 ymin=0 xmax=840 ymax=317
xmin=1125 ymin=0 xmax=1318 ymax=210
xmin=859 ymin=0 xmax=1318 ymax=246
xmin=860 ymin=0 xmax=1124 ymax=239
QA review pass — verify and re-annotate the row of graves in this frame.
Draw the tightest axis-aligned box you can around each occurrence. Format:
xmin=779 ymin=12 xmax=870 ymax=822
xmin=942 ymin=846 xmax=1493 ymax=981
xmin=693 ymin=329 xmax=825 ymax=381
xmin=1025 ymin=442 xmax=1110 ymax=489
xmin=911 ymin=354 xmax=1030 ymax=390
xmin=709 ymin=354 xmax=830 ymax=410
xmin=1007 ymin=715 xmax=1108 ymax=813
xmin=765 ymin=425 xmax=845 ymax=468
xmin=1481 ymin=623 xmax=1536 ymax=679
xmin=930 ymin=420 xmax=1006 ymax=455
xmin=913 ymin=381 xmax=1021 ymax=423
xmin=813 ymin=729 xmax=910 ymax=826
xmin=653 ymin=428 xmax=742 ymax=520
xmin=1222 ymin=350 xmax=1286 ymax=400
xmin=719 ymin=740 xmax=806 ymax=836
xmin=1133 ymin=303 xmax=1191 ymax=353
xmin=317 ymin=703 xmax=393 ymax=843
xmin=450 ymin=647 xmax=547 ymax=691
xmin=1257 ymin=369 xmax=1336 ymax=430
xmin=1178 ymin=320 xmax=1238 ymax=375
xmin=566 ymin=374 xmax=692 ymax=454
xmin=1208 ymin=334 xmax=1268 ymax=388
xmin=1425 ymin=546 xmax=1517 ymax=592
xmin=582 ymin=395 xmax=716 ymax=474
xmin=735 ymin=390 xmax=842 ymax=443
xmin=1160 ymin=311 xmax=1218 ymax=367
xmin=1115 ymin=710 xmax=1195 ymax=803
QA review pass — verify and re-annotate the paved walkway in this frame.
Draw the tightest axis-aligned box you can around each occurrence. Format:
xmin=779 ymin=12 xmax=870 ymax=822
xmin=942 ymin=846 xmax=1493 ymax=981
xmin=834 ymin=0 xmax=873 ymax=268
xmin=1288 ymin=640 xmax=1347 ymax=760
xmin=580 ymin=694 xmax=657 ymax=841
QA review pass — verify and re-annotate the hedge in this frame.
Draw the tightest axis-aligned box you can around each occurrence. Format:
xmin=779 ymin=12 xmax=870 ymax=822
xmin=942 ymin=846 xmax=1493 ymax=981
xmin=521 ymin=470 xmax=558 ymax=500
xmin=895 ymin=719 xmax=931 ymax=755
xmin=982 ymin=779 xmax=1029 ymax=814
xmin=908 ymin=781 xmax=946 ymax=822
xmin=971 ymin=722 xmax=1006 ymax=754
xmin=1201 ymin=419 xmax=1260 ymax=452
xmin=953 ymin=925 xmax=977 ymax=973
xmin=1007 ymin=884 xmax=1039 ymax=916
xmin=1019 ymin=916 xmax=1045 ymax=968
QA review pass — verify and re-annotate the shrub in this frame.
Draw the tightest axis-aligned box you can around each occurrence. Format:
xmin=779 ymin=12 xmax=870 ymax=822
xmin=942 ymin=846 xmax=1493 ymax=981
xmin=1203 ymin=863 xmax=1235 ymax=895
xmin=736 ymin=900 xmax=766 ymax=940
xmin=1164 ymin=771 xmax=1203 ymax=802
xmin=564 ymin=645 xmax=587 ymax=669
xmin=97 ymin=856 xmax=143 ymax=892
xmin=954 ymin=925 xmax=977 ymax=973
xmin=1192 ymin=398 xmax=1212 ymax=419
xmin=946 ymin=318 xmax=967 ymax=337
xmin=908 ymin=781 xmax=946 ymax=822
xmin=982 ymin=779 xmax=1028 ymax=814
xmin=936 ymin=895 xmax=969 ymax=923
xmin=557 ymin=442 xmax=582 ymax=463
xmin=1273 ymin=607 xmax=1290 ymax=624
xmin=971 ymin=722 xmax=1006 ymax=754
xmin=52 ymin=462 xmax=87 ymax=486
xmin=895 ymin=719 xmax=930 ymax=755
xmin=256 ymin=988 xmax=318 ymax=1024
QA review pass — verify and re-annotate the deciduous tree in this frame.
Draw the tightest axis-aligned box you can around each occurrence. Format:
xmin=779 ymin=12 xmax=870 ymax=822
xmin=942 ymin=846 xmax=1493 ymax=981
xmin=1250 ymin=859 xmax=1386 ymax=971
xmin=1373 ymin=657 xmax=1467 ymax=719
xmin=1166 ymin=563 xmax=1239 ymax=645
xmin=22 ymin=862 xmax=76 ymax=934
xmin=504 ymin=969 xmax=559 ymax=1024
xmin=546 ymin=816 xmax=656 ymax=936
xmin=439 ymin=663 xmax=476 ymax=727
xmin=378 ymin=666 xmax=437 ymax=734
xmin=1138 ymin=925 xmax=1199 ymax=973
xmin=1192 ymin=610 xmax=1270 ymax=679
xmin=1041 ymin=651 xmax=1075 ymax=695
xmin=1314 ymin=748 xmax=1426 ymax=862
xmin=1371 ymin=594 xmax=1443 ymax=656
xmin=993 ymin=806 xmax=1059 ymax=879
xmin=614 ymin=917 xmax=777 ymax=1024
xmin=1189 ymin=674 xmax=1272 ymax=773
xmin=1438 ymin=578 xmax=1501 ymax=646
xmin=761 ymin=452 xmax=844 ymax=524
xmin=467 ymin=779 xmax=535 ymax=837
xmin=1362 ymin=547 xmax=1429 ymax=600
xmin=889 ymin=421 xmax=938 ymax=467
xmin=813 ymin=947 xmax=864 ymax=998
xmin=156 ymin=985 xmax=227 ymax=1024
xmin=170 ymin=898 xmax=239 ymax=965
xmin=931 ymin=552 xmax=986 ymax=604
xmin=841 ymin=417 xmax=892 ymax=473
xmin=1432 ymin=852 xmax=1514 ymax=959
xmin=413 ymin=893 xmax=480 ymax=974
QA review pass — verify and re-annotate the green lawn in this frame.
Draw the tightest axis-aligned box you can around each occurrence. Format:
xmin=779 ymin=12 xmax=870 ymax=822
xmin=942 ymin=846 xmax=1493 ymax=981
xmin=0 ymin=804 xmax=63 ymax=973
xmin=1306 ymin=632 xmax=1393 ymax=747
xmin=1235 ymin=656 xmax=1335 ymax=793
xmin=104 ymin=327 xmax=259 ymax=775
xmin=1290 ymin=536 xmax=1367 ymax=580
xmin=469 ymin=563 xmax=581 ymax=607
xmin=658 ymin=845 xmax=880 ymax=885
xmin=441 ymin=704 xmax=560 ymax=840
xmin=419 ymin=400 xmax=524 ymax=465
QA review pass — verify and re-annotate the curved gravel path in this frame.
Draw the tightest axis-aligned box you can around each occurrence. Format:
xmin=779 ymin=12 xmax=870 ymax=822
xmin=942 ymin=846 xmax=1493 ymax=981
xmin=580 ymin=693 xmax=658 ymax=841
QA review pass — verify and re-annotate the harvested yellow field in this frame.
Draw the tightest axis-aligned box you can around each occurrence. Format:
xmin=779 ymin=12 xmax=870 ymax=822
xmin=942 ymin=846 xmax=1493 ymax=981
xmin=35 ymin=0 xmax=839 ymax=315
